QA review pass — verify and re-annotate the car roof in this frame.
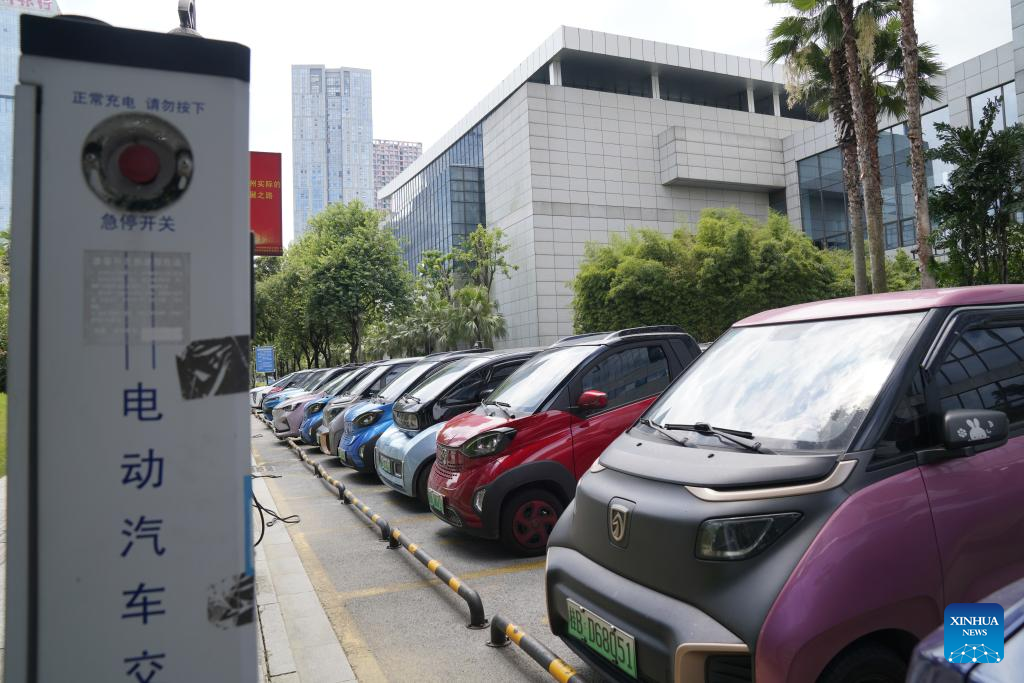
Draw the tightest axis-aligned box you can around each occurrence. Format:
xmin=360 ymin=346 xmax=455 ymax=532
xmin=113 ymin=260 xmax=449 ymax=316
xmin=736 ymin=285 xmax=1024 ymax=327
xmin=552 ymin=325 xmax=695 ymax=348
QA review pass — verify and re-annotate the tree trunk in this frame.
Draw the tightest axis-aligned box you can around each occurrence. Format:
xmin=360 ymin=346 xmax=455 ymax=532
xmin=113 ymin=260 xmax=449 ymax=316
xmin=829 ymin=47 xmax=869 ymax=295
xmin=837 ymin=0 xmax=888 ymax=293
xmin=899 ymin=0 xmax=937 ymax=288
xmin=348 ymin=318 xmax=361 ymax=363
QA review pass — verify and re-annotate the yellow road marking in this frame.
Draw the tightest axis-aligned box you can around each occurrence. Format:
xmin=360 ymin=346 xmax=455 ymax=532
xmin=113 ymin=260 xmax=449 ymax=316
xmin=549 ymin=659 xmax=577 ymax=683
xmin=262 ymin=478 xmax=388 ymax=682
xmin=333 ymin=560 xmax=545 ymax=601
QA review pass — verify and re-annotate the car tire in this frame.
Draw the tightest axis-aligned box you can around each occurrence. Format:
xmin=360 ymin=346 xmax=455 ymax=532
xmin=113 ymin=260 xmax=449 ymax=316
xmin=415 ymin=459 xmax=433 ymax=505
xmin=818 ymin=643 xmax=907 ymax=683
xmin=500 ymin=489 xmax=563 ymax=557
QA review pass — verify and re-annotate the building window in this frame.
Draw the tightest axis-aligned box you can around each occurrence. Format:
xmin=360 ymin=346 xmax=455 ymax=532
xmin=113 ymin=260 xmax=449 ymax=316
xmin=970 ymin=82 xmax=1018 ymax=132
xmin=797 ymin=107 xmax=950 ymax=250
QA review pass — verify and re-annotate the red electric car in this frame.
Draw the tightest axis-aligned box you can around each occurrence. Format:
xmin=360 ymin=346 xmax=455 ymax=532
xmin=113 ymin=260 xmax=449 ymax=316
xmin=427 ymin=326 xmax=701 ymax=554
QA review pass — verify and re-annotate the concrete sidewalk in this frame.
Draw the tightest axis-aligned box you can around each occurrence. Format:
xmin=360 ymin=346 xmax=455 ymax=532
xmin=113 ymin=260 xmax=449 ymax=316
xmin=253 ymin=470 xmax=357 ymax=683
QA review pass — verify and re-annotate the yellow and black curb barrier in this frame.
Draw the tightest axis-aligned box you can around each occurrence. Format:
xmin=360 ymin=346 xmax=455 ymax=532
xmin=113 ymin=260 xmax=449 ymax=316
xmin=386 ymin=527 xmax=488 ymax=629
xmin=280 ymin=431 xmax=488 ymax=629
xmin=489 ymin=615 xmax=586 ymax=683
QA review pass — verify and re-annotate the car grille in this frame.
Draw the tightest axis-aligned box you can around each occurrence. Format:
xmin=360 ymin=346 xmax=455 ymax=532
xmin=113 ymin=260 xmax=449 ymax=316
xmin=705 ymin=655 xmax=752 ymax=683
xmin=433 ymin=459 xmax=462 ymax=479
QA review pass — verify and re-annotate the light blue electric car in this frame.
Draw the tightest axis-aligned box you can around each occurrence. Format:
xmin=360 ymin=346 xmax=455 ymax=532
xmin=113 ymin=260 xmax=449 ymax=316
xmin=374 ymin=349 xmax=538 ymax=502
xmin=337 ymin=351 xmax=480 ymax=473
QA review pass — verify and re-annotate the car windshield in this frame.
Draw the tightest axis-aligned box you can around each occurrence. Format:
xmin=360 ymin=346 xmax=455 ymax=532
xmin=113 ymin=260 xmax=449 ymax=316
xmin=272 ymin=375 xmax=293 ymax=388
xmin=404 ymin=356 xmax=490 ymax=403
xmin=299 ymin=371 xmax=327 ymax=390
xmin=378 ymin=360 xmax=442 ymax=403
xmin=644 ymin=312 xmax=926 ymax=453
xmin=320 ymin=371 xmax=356 ymax=396
xmin=311 ymin=370 xmax=343 ymax=391
xmin=486 ymin=345 xmax=596 ymax=415
xmin=345 ymin=365 xmax=393 ymax=398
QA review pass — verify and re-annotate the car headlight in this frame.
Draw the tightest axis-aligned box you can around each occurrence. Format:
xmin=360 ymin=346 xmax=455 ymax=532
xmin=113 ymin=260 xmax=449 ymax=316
xmin=354 ymin=411 xmax=383 ymax=428
xmin=394 ymin=410 xmax=420 ymax=431
xmin=462 ymin=428 xmax=517 ymax=458
xmin=696 ymin=513 xmax=801 ymax=561
xmin=304 ymin=402 xmax=325 ymax=418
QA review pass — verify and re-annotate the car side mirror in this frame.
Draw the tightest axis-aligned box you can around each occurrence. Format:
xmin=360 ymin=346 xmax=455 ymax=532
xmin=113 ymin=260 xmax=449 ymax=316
xmin=942 ymin=408 xmax=1008 ymax=457
xmin=577 ymin=390 xmax=608 ymax=410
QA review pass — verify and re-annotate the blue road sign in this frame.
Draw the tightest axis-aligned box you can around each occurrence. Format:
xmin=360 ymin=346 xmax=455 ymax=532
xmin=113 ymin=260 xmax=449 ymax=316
xmin=254 ymin=346 xmax=275 ymax=374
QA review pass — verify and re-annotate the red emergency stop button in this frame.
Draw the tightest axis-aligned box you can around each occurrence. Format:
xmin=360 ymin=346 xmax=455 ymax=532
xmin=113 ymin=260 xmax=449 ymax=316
xmin=117 ymin=143 xmax=161 ymax=185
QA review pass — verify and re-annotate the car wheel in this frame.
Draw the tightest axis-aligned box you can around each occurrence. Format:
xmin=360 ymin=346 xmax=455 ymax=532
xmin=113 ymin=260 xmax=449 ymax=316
xmin=818 ymin=643 xmax=907 ymax=683
xmin=415 ymin=459 xmax=433 ymax=504
xmin=500 ymin=489 xmax=563 ymax=557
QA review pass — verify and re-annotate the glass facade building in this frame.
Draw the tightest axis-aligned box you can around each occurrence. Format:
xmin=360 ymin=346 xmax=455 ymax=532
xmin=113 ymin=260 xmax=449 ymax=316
xmin=970 ymin=81 xmax=1019 ymax=132
xmin=385 ymin=124 xmax=484 ymax=271
xmin=291 ymin=65 xmax=373 ymax=240
xmin=0 ymin=0 xmax=59 ymax=231
xmin=797 ymin=107 xmax=953 ymax=250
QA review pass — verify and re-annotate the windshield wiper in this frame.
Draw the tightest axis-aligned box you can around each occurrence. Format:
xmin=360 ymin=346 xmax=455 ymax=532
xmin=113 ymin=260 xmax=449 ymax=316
xmin=486 ymin=400 xmax=514 ymax=419
xmin=404 ymin=395 xmax=421 ymax=404
xmin=663 ymin=422 xmax=768 ymax=453
xmin=638 ymin=418 xmax=690 ymax=446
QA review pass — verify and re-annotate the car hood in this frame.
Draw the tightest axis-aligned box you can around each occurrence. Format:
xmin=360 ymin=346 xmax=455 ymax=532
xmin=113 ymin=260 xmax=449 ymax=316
xmin=437 ymin=407 xmax=515 ymax=447
xmin=599 ymin=429 xmax=841 ymax=489
xmin=276 ymin=392 xmax=320 ymax=411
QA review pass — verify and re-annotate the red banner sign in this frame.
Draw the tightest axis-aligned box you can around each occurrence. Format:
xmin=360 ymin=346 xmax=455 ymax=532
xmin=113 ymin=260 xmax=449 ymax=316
xmin=250 ymin=151 xmax=283 ymax=256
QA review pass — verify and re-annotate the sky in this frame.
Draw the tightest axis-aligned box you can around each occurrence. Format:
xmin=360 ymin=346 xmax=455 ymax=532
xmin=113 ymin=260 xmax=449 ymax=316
xmin=57 ymin=0 xmax=1014 ymax=244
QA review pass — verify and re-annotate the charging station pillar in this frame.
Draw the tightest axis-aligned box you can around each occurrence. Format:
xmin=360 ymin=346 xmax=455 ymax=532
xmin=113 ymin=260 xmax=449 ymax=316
xmin=5 ymin=15 xmax=255 ymax=682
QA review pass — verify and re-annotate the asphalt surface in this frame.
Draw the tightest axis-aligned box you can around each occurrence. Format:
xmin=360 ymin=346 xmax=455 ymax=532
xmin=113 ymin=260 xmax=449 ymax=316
xmin=250 ymin=415 xmax=599 ymax=683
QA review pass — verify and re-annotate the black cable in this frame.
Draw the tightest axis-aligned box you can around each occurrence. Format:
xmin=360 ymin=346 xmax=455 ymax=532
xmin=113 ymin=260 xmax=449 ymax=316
xmin=251 ymin=492 xmax=299 ymax=547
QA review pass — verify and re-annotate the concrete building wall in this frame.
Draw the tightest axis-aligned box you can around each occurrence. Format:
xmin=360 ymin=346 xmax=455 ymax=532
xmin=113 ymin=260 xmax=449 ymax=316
xmin=487 ymin=82 xmax=813 ymax=347
xmin=484 ymin=88 xmax=540 ymax=348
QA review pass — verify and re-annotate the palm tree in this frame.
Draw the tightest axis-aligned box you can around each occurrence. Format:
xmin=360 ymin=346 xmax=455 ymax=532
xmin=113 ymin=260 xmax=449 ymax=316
xmin=769 ymin=10 xmax=868 ymax=294
xmin=770 ymin=0 xmax=941 ymax=293
xmin=837 ymin=0 xmax=889 ymax=292
xmin=453 ymin=285 xmax=507 ymax=349
xmin=899 ymin=0 xmax=937 ymax=288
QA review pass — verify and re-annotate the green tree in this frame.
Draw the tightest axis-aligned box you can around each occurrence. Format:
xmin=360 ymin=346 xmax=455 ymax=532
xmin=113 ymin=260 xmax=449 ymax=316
xmin=927 ymin=99 xmax=1024 ymax=285
xmin=452 ymin=285 xmax=507 ymax=349
xmin=571 ymin=210 xmax=920 ymax=341
xmin=452 ymin=225 xmax=517 ymax=293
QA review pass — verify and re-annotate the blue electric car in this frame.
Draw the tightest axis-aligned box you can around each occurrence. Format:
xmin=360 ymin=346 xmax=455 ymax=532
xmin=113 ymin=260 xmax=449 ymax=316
xmin=295 ymin=366 xmax=367 ymax=444
xmin=337 ymin=351 xmax=485 ymax=473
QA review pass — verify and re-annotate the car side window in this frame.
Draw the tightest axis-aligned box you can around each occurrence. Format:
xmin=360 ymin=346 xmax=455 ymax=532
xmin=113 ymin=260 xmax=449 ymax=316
xmin=877 ymin=373 xmax=930 ymax=456
xmin=483 ymin=362 xmax=521 ymax=395
xmin=377 ymin=364 xmax=409 ymax=390
xmin=933 ymin=324 xmax=1024 ymax=426
xmin=581 ymin=345 xmax=670 ymax=411
xmin=443 ymin=370 xmax=485 ymax=405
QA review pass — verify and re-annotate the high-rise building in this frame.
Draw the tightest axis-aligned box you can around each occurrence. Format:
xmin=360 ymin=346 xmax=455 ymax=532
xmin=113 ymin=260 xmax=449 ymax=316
xmin=0 ymin=0 xmax=59 ymax=229
xmin=373 ymin=139 xmax=421 ymax=210
xmin=291 ymin=64 xmax=373 ymax=240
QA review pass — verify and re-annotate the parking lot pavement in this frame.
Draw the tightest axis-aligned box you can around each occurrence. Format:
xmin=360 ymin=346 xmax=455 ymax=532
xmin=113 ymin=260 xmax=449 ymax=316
xmin=250 ymin=416 xmax=597 ymax=683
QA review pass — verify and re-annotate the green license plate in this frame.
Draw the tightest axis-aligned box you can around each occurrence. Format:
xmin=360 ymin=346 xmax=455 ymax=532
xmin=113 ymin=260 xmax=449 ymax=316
xmin=567 ymin=599 xmax=637 ymax=679
xmin=379 ymin=455 xmax=394 ymax=475
xmin=427 ymin=488 xmax=445 ymax=516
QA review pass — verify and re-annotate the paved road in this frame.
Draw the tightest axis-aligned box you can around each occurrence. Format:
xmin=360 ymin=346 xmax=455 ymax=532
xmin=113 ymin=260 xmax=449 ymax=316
xmin=250 ymin=416 xmax=599 ymax=683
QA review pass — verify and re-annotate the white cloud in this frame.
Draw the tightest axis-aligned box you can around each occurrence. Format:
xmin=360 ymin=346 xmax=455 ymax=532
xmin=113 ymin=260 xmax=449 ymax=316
xmin=57 ymin=0 xmax=1014 ymax=244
